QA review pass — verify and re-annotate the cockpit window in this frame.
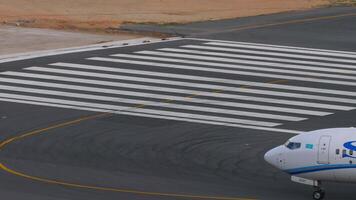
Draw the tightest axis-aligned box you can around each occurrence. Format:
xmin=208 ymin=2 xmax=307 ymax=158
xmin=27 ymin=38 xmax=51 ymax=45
xmin=285 ymin=141 xmax=301 ymax=150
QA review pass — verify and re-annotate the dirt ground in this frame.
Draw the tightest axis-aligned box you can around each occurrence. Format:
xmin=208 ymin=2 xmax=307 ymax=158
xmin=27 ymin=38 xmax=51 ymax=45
xmin=0 ymin=25 xmax=141 ymax=55
xmin=0 ymin=0 xmax=336 ymax=55
xmin=0 ymin=0 xmax=330 ymax=32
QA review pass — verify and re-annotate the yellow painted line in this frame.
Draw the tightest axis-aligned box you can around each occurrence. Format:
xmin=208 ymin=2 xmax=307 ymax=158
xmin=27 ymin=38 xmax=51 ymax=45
xmin=0 ymin=73 xmax=290 ymax=199
xmin=0 ymin=162 xmax=253 ymax=200
xmin=186 ymin=94 xmax=199 ymax=99
xmin=163 ymin=99 xmax=174 ymax=103
xmin=134 ymin=104 xmax=146 ymax=108
xmin=267 ymin=80 xmax=289 ymax=85
xmin=208 ymin=12 xmax=356 ymax=33
xmin=0 ymin=113 xmax=110 ymax=149
xmin=213 ymin=79 xmax=288 ymax=93
xmin=0 ymin=113 xmax=256 ymax=200
xmin=0 ymin=5 xmax=307 ymax=196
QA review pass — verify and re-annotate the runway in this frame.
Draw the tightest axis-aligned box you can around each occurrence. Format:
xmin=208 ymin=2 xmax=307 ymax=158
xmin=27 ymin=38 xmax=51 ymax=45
xmin=1 ymin=6 xmax=356 ymax=200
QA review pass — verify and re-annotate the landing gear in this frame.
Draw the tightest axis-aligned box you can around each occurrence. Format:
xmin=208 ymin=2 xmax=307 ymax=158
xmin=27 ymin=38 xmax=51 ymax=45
xmin=313 ymin=187 xmax=325 ymax=200
xmin=290 ymin=177 xmax=326 ymax=200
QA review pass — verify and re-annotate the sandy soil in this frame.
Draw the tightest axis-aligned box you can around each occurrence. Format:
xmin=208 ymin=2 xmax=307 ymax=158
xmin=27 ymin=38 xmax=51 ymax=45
xmin=0 ymin=0 xmax=332 ymax=55
xmin=0 ymin=0 xmax=329 ymax=31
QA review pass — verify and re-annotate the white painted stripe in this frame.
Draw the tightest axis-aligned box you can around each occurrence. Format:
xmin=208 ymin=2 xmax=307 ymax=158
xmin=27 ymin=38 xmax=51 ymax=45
xmin=188 ymin=38 xmax=356 ymax=56
xmin=5 ymin=71 xmax=337 ymax=116
xmin=159 ymin=48 xmax=356 ymax=72
xmin=23 ymin=67 xmax=355 ymax=110
xmin=115 ymin=53 xmax=356 ymax=81
xmin=50 ymin=62 xmax=356 ymax=97
xmin=0 ymin=97 xmax=114 ymax=112
xmin=0 ymin=75 xmax=332 ymax=116
xmin=206 ymin=42 xmax=356 ymax=63
xmin=0 ymin=92 xmax=278 ymax=127
xmin=0 ymin=97 xmax=301 ymax=134
xmin=137 ymin=51 xmax=356 ymax=79
xmin=0 ymin=84 xmax=304 ymax=122
xmin=89 ymin=56 xmax=356 ymax=87
xmin=183 ymin=45 xmax=356 ymax=69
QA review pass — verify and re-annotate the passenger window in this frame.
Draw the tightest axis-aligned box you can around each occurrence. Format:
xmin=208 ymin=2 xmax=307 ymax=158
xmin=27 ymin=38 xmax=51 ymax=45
xmin=350 ymin=150 xmax=353 ymax=155
xmin=336 ymin=149 xmax=340 ymax=155
xmin=343 ymin=149 xmax=347 ymax=155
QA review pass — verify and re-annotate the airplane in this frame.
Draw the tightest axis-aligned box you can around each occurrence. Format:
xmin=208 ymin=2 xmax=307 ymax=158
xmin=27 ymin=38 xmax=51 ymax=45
xmin=264 ymin=127 xmax=356 ymax=200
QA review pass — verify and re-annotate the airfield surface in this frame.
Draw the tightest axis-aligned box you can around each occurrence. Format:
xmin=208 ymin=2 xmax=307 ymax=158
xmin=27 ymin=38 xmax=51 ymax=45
xmin=1 ymin=6 xmax=356 ymax=200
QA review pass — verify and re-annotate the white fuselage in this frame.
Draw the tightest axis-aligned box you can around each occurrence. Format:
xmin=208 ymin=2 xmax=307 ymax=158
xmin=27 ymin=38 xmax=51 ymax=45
xmin=265 ymin=128 xmax=356 ymax=183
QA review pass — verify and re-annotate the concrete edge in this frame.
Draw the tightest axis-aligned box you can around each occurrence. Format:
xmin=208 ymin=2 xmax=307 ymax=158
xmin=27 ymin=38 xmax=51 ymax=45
xmin=0 ymin=37 xmax=182 ymax=64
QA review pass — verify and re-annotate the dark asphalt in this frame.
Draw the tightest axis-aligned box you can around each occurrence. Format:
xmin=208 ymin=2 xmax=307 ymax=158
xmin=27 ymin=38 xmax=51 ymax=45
xmin=1 ymin=6 xmax=356 ymax=200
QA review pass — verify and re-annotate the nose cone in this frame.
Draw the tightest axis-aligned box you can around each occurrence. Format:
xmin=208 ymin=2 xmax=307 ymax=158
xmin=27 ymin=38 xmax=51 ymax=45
xmin=264 ymin=149 xmax=274 ymax=165
xmin=264 ymin=146 xmax=283 ymax=169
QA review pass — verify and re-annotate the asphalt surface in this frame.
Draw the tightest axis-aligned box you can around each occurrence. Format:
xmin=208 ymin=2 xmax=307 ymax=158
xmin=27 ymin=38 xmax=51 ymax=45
xmin=1 ymin=6 xmax=356 ymax=200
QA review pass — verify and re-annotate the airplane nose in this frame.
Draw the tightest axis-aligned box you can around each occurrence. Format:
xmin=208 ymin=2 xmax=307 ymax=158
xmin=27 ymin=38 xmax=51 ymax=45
xmin=264 ymin=149 xmax=275 ymax=166
xmin=264 ymin=146 xmax=283 ymax=169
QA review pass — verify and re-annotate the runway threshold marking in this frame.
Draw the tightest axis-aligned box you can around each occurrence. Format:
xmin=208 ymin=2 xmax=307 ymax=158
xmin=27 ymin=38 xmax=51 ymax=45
xmin=90 ymin=56 xmax=356 ymax=87
xmin=4 ymin=36 xmax=355 ymax=130
xmin=0 ymin=113 xmax=256 ymax=200
xmin=0 ymin=60 xmax=294 ymax=199
xmin=4 ymin=37 xmax=351 ymax=133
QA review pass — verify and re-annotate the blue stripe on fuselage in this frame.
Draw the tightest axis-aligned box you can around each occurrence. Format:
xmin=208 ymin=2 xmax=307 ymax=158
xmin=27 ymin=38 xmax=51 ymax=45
xmin=344 ymin=141 xmax=356 ymax=151
xmin=285 ymin=164 xmax=356 ymax=175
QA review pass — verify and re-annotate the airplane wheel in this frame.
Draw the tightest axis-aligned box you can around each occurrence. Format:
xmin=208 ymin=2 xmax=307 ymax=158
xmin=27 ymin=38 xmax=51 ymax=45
xmin=313 ymin=190 xmax=325 ymax=200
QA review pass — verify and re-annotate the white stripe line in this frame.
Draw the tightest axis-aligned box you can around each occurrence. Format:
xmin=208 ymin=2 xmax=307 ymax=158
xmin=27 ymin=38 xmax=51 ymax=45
xmin=0 ymin=97 xmax=114 ymax=112
xmin=89 ymin=56 xmax=356 ymax=87
xmin=0 ymin=97 xmax=301 ymax=134
xmin=23 ymin=67 xmax=355 ymax=110
xmin=0 ymin=72 xmax=332 ymax=116
xmin=188 ymin=38 xmax=356 ymax=56
xmin=159 ymin=48 xmax=356 ymax=72
xmin=0 ymin=92 xmax=278 ymax=127
xmin=115 ymin=52 xmax=356 ymax=81
xmin=183 ymin=45 xmax=356 ymax=69
xmin=51 ymin=62 xmax=356 ymax=97
xmin=136 ymin=51 xmax=356 ymax=79
xmin=0 ymin=84 xmax=303 ymax=122
xmin=0 ymin=75 xmax=332 ymax=116
xmin=206 ymin=42 xmax=356 ymax=63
